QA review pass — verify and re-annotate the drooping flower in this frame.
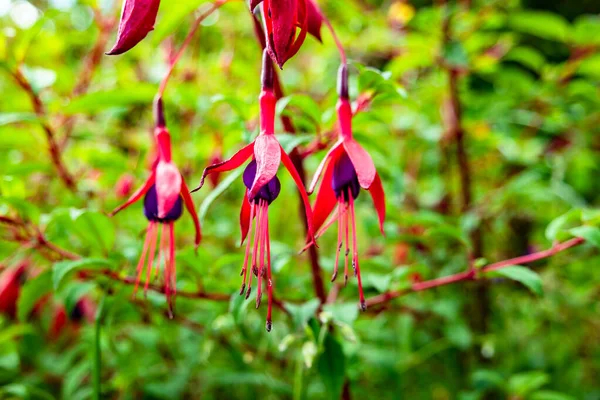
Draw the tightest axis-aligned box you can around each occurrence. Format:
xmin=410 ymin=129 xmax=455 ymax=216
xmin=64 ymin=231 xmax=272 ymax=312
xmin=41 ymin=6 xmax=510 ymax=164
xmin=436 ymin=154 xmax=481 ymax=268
xmin=192 ymin=50 xmax=314 ymax=331
xmin=111 ymin=99 xmax=201 ymax=315
xmin=306 ymin=65 xmax=386 ymax=311
xmin=250 ymin=0 xmax=324 ymax=68
xmin=107 ymin=0 xmax=161 ymax=55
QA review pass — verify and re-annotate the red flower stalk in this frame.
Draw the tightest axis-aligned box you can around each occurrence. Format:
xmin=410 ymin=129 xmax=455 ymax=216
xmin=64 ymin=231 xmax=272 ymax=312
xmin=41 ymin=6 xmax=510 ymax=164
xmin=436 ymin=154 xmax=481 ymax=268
xmin=192 ymin=50 xmax=314 ymax=331
xmin=107 ymin=0 xmax=161 ymax=55
xmin=251 ymin=0 xmax=324 ymax=68
xmin=306 ymin=65 xmax=386 ymax=311
xmin=111 ymin=99 xmax=201 ymax=315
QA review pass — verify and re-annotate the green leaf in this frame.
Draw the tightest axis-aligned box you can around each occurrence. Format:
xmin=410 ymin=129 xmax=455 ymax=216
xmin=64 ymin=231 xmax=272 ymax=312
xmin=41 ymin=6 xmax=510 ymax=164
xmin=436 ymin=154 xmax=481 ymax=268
xmin=285 ymin=299 xmax=321 ymax=330
xmin=317 ymin=334 xmax=346 ymax=399
xmin=508 ymin=371 xmax=549 ymax=396
xmin=509 ymin=11 xmax=570 ymax=42
xmin=0 ymin=113 xmax=38 ymax=126
xmin=569 ymin=226 xmax=600 ymax=248
xmin=53 ymin=258 xmax=114 ymax=291
xmin=545 ymin=209 xmax=581 ymax=241
xmin=490 ymin=266 xmax=543 ymax=296
xmin=17 ymin=270 xmax=52 ymax=322
xmin=199 ymin=168 xmax=242 ymax=222
xmin=73 ymin=211 xmax=116 ymax=254
xmin=60 ymin=85 xmax=157 ymax=114
xmin=530 ymin=391 xmax=577 ymax=400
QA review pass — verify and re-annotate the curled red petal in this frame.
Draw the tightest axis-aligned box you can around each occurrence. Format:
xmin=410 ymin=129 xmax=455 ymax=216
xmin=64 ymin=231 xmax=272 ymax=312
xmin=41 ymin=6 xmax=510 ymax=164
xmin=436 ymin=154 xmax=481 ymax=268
xmin=240 ymin=194 xmax=251 ymax=245
xmin=312 ymin=160 xmax=337 ymax=234
xmin=279 ymin=145 xmax=315 ymax=240
xmin=283 ymin=0 xmax=308 ymax=63
xmin=181 ymin=179 xmax=202 ymax=249
xmin=368 ymin=172 xmax=386 ymax=235
xmin=192 ymin=143 xmax=255 ymax=193
xmin=308 ymin=140 xmax=342 ymax=195
xmin=343 ymin=139 xmax=377 ymax=189
xmin=249 ymin=135 xmax=281 ymax=199
xmin=110 ymin=172 xmax=156 ymax=216
xmin=306 ymin=0 xmax=324 ymax=41
xmin=106 ymin=0 xmax=161 ymax=55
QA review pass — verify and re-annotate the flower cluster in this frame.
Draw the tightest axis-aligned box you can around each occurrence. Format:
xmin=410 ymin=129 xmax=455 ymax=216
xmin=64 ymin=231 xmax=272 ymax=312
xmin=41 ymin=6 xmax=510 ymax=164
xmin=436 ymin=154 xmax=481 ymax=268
xmin=108 ymin=0 xmax=386 ymax=330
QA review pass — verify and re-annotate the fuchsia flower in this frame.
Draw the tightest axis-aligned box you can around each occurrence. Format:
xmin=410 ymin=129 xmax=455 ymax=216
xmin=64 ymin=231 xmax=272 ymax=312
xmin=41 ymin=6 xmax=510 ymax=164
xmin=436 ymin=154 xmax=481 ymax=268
xmin=107 ymin=0 xmax=161 ymax=55
xmin=306 ymin=65 xmax=386 ymax=311
xmin=111 ymin=99 xmax=201 ymax=315
xmin=192 ymin=50 xmax=314 ymax=331
xmin=251 ymin=0 xmax=324 ymax=68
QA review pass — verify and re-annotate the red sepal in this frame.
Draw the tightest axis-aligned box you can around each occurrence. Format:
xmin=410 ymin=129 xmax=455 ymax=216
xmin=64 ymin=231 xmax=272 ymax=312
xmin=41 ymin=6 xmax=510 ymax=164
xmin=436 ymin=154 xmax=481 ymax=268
xmin=180 ymin=179 xmax=202 ymax=249
xmin=343 ymin=139 xmax=376 ymax=189
xmin=312 ymin=157 xmax=338 ymax=234
xmin=192 ymin=143 xmax=255 ymax=193
xmin=110 ymin=171 xmax=156 ymax=216
xmin=307 ymin=140 xmax=342 ymax=194
xmin=368 ymin=172 xmax=386 ymax=235
xmin=240 ymin=193 xmax=252 ymax=245
xmin=106 ymin=0 xmax=161 ymax=55
xmin=279 ymin=145 xmax=315 ymax=240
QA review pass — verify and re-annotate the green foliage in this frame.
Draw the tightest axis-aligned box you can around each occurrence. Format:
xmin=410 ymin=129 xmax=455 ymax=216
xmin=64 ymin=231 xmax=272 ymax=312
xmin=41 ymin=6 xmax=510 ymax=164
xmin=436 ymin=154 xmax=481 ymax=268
xmin=0 ymin=0 xmax=599 ymax=399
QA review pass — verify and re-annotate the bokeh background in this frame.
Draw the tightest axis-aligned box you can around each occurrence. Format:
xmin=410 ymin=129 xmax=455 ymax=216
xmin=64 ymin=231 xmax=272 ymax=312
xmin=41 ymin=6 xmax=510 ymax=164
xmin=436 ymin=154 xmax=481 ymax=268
xmin=1 ymin=0 xmax=600 ymax=399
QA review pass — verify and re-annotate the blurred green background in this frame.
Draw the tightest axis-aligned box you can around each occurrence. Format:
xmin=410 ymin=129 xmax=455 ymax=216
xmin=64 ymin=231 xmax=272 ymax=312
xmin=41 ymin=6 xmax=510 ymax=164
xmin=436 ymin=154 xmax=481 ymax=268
xmin=1 ymin=0 xmax=600 ymax=399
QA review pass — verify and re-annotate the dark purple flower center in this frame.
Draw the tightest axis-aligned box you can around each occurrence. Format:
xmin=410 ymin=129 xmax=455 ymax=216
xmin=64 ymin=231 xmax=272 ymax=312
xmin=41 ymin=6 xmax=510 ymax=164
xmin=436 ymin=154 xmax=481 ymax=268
xmin=243 ymin=160 xmax=281 ymax=204
xmin=332 ymin=152 xmax=360 ymax=201
xmin=143 ymin=184 xmax=183 ymax=223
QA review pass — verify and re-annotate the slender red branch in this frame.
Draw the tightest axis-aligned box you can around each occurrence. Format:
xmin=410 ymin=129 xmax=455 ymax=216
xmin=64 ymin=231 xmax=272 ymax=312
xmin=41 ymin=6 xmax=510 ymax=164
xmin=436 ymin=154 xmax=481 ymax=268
xmin=366 ymin=237 xmax=585 ymax=308
xmin=156 ymin=0 xmax=230 ymax=99
xmin=11 ymin=69 xmax=77 ymax=191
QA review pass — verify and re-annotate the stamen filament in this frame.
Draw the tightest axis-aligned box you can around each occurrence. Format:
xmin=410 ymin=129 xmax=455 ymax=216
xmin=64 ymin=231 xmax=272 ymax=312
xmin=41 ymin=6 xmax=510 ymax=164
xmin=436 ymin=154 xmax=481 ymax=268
xmin=144 ymin=222 xmax=159 ymax=296
xmin=167 ymin=222 xmax=176 ymax=318
xmin=333 ymin=198 xmax=344 ymax=282
xmin=133 ymin=222 xmax=155 ymax=297
xmin=240 ymin=201 xmax=256 ymax=295
xmin=343 ymin=197 xmax=350 ymax=287
xmin=247 ymin=199 xmax=263 ymax=299
xmin=349 ymin=196 xmax=366 ymax=311
xmin=266 ymin=209 xmax=273 ymax=332
xmin=256 ymin=200 xmax=267 ymax=309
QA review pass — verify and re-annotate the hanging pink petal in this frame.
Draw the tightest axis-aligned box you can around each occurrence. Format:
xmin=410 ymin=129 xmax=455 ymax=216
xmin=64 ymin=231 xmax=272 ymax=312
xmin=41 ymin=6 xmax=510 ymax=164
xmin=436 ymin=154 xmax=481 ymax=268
xmin=343 ymin=139 xmax=377 ymax=189
xmin=155 ymin=161 xmax=182 ymax=219
xmin=107 ymin=0 xmax=161 ymax=55
xmin=249 ymin=135 xmax=281 ymax=199
xmin=368 ymin=172 xmax=386 ymax=235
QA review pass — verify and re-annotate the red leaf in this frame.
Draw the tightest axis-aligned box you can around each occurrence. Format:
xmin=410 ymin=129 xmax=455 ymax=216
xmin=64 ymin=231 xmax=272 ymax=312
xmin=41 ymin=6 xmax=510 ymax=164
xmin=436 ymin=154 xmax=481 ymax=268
xmin=368 ymin=172 xmax=386 ymax=235
xmin=249 ymin=134 xmax=281 ymax=199
xmin=343 ymin=139 xmax=376 ymax=189
xmin=107 ymin=0 xmax=161 ymax=55
xmin=192 ymin=143 xmax=255 ymax=193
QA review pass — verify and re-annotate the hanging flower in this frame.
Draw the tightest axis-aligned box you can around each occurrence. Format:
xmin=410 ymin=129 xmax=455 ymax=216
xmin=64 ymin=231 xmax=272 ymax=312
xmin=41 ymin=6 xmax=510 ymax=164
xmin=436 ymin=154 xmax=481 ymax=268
xmin=111 ymin=99 xmax=201 ymax=315
xmin=250 ymin=0 xmax=324 ymax=68
xmin=306 ymin=65 xmax=386 ymax=311
xmin=192 ymin=50 xmax=314 ymax=331
xmin=107 ymin=0 xmax=161 ymax=55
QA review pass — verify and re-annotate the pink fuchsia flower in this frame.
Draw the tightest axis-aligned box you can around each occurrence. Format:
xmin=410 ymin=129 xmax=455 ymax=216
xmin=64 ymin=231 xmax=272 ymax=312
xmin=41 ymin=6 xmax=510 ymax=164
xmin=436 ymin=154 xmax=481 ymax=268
xmin=251 ymin=0 xmax=324 ymax=68
xmin=306 ymin=65 xmax=386 ymax=311
xmin=111 ymin=99 xmax=201 ymax=315
xmin=192 ymin=50 xmax=314 ymax=331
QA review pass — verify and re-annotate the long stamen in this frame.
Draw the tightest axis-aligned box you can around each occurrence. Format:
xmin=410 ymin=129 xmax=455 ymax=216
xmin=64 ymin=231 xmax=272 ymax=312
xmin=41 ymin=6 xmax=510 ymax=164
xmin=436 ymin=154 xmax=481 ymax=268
xmin=349 ymin=196 xmax=366 ymax=311
xmin=157 ymin=223 xmax=168 ymax=280
xmin=256 ymin=200 xmax=267 ymax=309
xmin=133 ymin=223 xmax=154 ymax=297
xmin=247 ymin=199 xmax=263 ymax=299
xmin=167 ymin=222 xmax=176 ymax=318
xmin=332 ymin=198 xmax=344 ymax=282
xmin=344 ymin=198 xmax=350 ymax=287
xmin=240 ymin=201 xmax=256 ymax=295
xmin=265 ymin=209 xmax=273 ymax=332
xmin=144 ymin=222 xmax=159 ymax=296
